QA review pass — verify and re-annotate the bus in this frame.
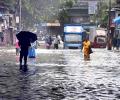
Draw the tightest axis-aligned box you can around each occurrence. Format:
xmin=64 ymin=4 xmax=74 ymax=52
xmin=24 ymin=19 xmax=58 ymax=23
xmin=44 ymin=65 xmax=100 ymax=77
xmin=63 ymin=24 xmax=86 ymax=49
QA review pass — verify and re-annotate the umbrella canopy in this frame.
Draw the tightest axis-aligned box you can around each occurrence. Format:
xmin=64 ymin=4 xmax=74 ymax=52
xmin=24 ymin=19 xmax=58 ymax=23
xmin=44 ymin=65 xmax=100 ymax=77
xmin=113 ymin=16 xmax=120 ymax=24
xmin=16 ymin=31 xmax=37 ymax=43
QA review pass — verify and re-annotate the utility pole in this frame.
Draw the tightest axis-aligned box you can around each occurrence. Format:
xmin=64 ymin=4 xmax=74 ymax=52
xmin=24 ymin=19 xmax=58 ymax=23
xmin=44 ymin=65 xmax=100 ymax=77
xmin=19 ymin=0 xmax=22 ymax=31
xmin=107 ymin=0 xmax=112 ymax=50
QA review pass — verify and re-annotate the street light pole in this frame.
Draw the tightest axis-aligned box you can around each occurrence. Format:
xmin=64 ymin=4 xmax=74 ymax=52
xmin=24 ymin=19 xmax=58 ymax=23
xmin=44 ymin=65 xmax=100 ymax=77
xmin=107 ymin=0 xmax=112 ymax=50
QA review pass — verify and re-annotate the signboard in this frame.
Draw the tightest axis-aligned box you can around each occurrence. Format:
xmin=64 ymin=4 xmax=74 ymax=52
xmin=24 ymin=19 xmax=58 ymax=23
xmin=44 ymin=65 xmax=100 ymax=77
xmin=88 ymin=1 xmax=98 ymax=14
xmin=16 ymin=16 xmax=19 ymax=23
xmin=64 ymin=26 xmax=84 ymax=33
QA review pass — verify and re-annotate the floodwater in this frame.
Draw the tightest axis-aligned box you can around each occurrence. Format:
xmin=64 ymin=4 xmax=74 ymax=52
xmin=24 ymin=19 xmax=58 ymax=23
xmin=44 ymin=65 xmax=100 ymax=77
xmin=0 ymin=48 xmax=120 ymax=100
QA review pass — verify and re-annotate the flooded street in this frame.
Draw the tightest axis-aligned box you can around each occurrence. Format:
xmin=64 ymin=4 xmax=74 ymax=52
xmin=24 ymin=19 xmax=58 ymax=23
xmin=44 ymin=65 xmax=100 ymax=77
xmin=0 ymin=48 xmax=120 ymax=100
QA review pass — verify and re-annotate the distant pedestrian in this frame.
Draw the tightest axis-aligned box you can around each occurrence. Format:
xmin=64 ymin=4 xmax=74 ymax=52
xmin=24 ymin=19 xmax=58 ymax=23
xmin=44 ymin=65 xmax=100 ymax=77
xmin=82 ymin=38 xmax=91 ymax=60
xmin=116 ymin=38 xmax=120 ymax=50
xmin=15 ymin=40 xmax=20 ymax=56
xmin=53 ymin=35 xmax=60 ymax=49
xmin=112 ymin=37 xmax=117 ymax=50
xmin=45 ymin=35 xmax=53 ymax=49
xmin=116 ymin=32 xmax=120 ymax=50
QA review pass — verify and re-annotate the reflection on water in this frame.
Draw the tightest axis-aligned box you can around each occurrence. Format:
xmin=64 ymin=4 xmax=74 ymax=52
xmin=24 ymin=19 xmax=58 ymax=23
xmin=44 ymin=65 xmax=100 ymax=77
xmin=16 ymin=55 xmax=19 ymax=62
xmin=28 ymin=58 xmax=36 ymax=65
xmin=16 ymin=55 xmax=36 ymax=65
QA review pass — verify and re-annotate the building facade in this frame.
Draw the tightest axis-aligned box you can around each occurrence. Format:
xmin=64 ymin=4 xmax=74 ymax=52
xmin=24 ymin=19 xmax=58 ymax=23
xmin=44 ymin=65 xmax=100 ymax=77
xmin=67 ymin=0 xmax=103 ymax=25
xmin=0 ymin=3 xmax=16 ymax=46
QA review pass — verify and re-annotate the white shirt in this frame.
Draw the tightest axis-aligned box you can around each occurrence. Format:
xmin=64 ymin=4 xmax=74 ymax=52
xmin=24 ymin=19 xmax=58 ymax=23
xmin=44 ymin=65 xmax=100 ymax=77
xmin=54 ymin=37 xmax=60 ymax=44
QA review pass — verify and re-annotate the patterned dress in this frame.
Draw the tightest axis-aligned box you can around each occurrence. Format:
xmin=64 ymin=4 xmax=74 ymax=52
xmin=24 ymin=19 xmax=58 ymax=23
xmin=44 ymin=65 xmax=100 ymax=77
xmin=83 ymin=40 xmax=91 ymax=60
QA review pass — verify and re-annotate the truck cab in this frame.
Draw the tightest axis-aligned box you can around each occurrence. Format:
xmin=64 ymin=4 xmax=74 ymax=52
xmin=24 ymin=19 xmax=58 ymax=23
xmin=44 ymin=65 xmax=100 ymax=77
xmin=89 ymin=28 xmax=107 ymax=48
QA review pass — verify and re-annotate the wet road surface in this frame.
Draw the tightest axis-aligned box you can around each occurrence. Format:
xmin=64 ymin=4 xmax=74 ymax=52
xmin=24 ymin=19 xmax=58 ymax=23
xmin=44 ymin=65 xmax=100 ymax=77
xmin=0 ymin=48 xmax=120 ymax=100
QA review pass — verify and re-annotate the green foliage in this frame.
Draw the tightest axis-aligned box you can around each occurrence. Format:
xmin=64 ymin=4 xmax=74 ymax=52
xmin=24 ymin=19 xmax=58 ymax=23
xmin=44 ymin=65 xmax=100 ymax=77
xmin=94 ymin=0 xmax=116 ymax=27
xmin=20 ymin=0 xmax=76 ymax=28
xmin=58 ymin=0 xmax=75 ymax=24
xmin=0 ymin=0 xmax=16 ymax=10
xmin=64 ymin=0 xmax=74 ymax=8
xmin=0 ymin=0 xmax=76 ymax=28
xmin=98 ymin=2 xmax=108 ymax=22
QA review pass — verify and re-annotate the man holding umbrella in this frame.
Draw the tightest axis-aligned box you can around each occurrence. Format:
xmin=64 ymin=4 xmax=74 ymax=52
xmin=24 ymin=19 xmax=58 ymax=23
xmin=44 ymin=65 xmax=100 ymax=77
xmin=16 ymin=31 xmax=37 ymax=71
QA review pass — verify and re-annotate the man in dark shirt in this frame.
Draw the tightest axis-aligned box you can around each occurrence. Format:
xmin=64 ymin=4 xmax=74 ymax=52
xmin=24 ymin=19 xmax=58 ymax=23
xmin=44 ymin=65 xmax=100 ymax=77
xmin=18 ymin=38 xmax=31 ymax=71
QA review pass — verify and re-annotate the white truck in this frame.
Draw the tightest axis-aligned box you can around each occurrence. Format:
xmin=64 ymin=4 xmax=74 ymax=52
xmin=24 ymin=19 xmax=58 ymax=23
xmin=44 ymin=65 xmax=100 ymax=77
xmin=89 ymin=27 xmax=107 ymax=48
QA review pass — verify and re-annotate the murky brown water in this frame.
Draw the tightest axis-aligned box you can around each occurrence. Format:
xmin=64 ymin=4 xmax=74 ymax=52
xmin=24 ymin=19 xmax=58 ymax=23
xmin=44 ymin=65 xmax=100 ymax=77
xmin=0 ymin=48 xmax=120 ymax=100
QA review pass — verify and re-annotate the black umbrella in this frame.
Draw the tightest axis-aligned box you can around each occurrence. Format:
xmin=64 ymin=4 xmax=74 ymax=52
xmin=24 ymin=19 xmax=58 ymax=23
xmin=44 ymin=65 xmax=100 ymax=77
xmin=16 ymin=31 xmax=37 ymax=43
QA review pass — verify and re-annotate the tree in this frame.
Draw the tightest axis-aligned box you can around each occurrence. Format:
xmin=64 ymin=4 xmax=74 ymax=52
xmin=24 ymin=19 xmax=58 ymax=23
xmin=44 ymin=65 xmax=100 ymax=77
xmin=58 ymin=0 xmax=76 ymax=24
xmin=21 ymin=0 xmax=66 ymax=28
xmin=0 ymin=0 xmax=16 ymax=12
xmin=94 ymin=0 xmax=116 ymax=28
xmin=0 ymin=0 xmax=75 ymax=29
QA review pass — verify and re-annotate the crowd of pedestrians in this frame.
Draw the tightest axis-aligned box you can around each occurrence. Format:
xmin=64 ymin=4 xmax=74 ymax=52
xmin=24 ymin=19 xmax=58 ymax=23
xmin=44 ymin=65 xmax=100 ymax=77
xmin=45 ymin=35 xmax=60 ymax=49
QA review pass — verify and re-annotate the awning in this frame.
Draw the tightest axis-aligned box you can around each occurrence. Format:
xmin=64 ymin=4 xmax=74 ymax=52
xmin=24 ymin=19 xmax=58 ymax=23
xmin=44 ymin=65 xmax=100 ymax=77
xmin=46 ymin=23 xmax=60 ymax=26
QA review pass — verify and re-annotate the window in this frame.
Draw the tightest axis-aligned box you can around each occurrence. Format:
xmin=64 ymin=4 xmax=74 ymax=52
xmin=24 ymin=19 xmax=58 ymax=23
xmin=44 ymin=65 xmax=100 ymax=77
xmin=65 ymin=34 xmax=82 ymax=43
xmin=97 ymin=37 xmax=106 ymax=43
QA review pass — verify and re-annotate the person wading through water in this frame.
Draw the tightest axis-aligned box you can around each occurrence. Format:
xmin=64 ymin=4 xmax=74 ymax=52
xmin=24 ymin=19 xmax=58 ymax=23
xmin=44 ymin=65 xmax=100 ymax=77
xmin=16 ymin=31 xmax=37 ymax=71
xmin=82 ymin=38 xmax=91 ymax=60
xmin=18 ymin=38 xmax=31 ymax=71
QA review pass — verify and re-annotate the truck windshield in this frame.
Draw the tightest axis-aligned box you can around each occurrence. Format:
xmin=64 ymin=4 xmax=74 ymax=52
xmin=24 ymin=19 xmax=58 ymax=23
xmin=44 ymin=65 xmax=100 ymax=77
xmin=65 ymin=34 xmax=82 ymax=43
xmin=97 ymin=37 xmax=106 ymax=43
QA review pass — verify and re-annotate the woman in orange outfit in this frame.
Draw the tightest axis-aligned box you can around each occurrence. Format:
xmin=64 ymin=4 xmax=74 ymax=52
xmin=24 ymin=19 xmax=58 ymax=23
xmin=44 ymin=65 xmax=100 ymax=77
xmin=82 ymin=38 xmax=91 ymax=60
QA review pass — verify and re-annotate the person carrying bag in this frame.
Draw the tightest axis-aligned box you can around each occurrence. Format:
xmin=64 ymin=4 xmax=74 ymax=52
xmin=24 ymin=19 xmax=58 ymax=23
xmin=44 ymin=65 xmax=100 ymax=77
xmin=82 ymin=38 xmax=92 ymax=60
xmin=28 ymin=42 xmax=36 ymax=58
xmin=89 ymin=46 xmax=93 ymax=54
